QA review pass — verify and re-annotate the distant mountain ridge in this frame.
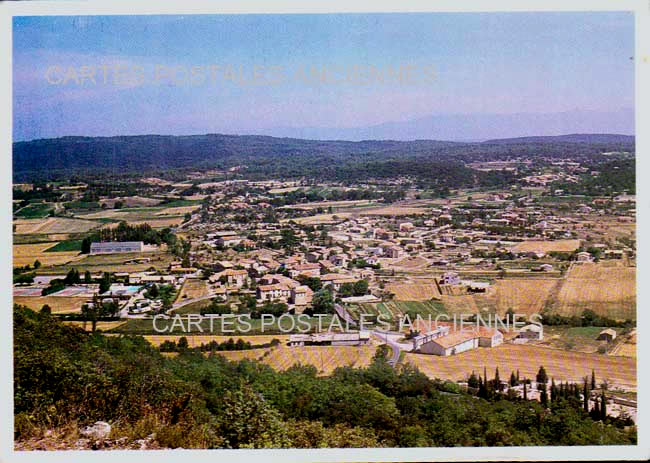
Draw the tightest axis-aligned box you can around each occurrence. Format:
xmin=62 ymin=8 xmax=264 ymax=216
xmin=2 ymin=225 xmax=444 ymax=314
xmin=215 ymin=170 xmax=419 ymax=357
xmin=263 ymin=108 xmax=634 ymax=141
xmin=483 ymin=134 xmax=635 ymax=144
xmin=13 ymin=132 xmax=635 ymax=182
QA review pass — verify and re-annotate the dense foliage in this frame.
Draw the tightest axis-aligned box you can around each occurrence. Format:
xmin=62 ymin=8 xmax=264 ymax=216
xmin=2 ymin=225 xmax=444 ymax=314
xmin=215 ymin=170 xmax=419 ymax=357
xmin=14 ymin=306 xmax=635 ymax=448
xmin=13 ymin=134 xmax=634 ymax=183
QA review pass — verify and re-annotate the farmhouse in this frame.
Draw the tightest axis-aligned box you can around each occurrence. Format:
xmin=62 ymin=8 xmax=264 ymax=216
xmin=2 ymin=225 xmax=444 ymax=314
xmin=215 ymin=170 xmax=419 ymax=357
xmin=217 ymin=235 xmax=242 ymax=247
xmin=416 ymin=326 xmax=503 ymax=356
xmin=597 ymin=328 xmax=617 ymax=342
xmin=212 ymin=269 xmax=248 ymax=288
xmin=418 ymin=330 xmax=478 ymax=356
xmin=291 ymin=285 xmax=313 ymax=306
xmin=441 ymin=272 xmax=460 ymax=286
xmin=384 ymin=246 xmax=404 ymax=259
xmin=289 ymin=263 xmax=321 ymax=278
xmin=257 ymin=283 xmax=291 ymax=302
xmin=90 ymin=241 xmax=144 ymax=254
xmin=576 ymin=251 xmax=593 ymax=263
xmin=517 ymin=324 xmax=543 ymax=341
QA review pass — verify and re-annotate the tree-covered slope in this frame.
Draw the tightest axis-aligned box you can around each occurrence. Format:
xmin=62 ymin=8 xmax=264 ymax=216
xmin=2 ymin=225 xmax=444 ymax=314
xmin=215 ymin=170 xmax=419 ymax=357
xmin=14 ymin=305 xmax=636 ymax=449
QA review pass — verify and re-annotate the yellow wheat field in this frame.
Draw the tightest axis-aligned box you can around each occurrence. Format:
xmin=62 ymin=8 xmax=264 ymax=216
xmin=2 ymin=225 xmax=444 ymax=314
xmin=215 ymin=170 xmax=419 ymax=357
xmin=288 ymin=213 xmax=354 ymax=225
xmin=393 ymin=256 xmax=429 ymax=269
xmin=144 ymin=335 xmax=291 ymax=347
xmin=405 ymin=344 xmax=636 ymax=389
xmin=360 ymin=206 xmax=428 ymax=216
xmin=63 ymin=320 xmax=127 ymax=331
xmin=155 ymin=205 xmax=201 ymax=216
xmin=510 ymin=240 xmax=581 ymax=253
xmin=554 ymin=262 xmax=636 ymax=320
xmin=387 ymin=282 xmax=442 ymax=301
xmin=495 ymin=279 xmax=559 ymax=316
xmin=13 ymin=242 xmax=84 ymax=267
xmin=216 ymin=345 xmax=376 ymax=375
xmin=14 ymin=217 xmax=99 ymax=235
xmin=176 ymin=279 xmax=210 ymax=301
xmin=14 ymin=296 xmax=86 ymax=314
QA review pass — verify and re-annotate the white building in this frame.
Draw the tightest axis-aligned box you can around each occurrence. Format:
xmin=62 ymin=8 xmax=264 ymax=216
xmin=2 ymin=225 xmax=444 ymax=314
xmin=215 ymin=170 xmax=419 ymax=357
xmin=90 ymin=241 xmax=144 ymax=254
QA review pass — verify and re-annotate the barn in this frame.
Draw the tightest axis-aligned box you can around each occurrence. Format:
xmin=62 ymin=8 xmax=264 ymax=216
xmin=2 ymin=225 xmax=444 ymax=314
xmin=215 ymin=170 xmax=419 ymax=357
xmin=90 ymin=241 xmax=144 ymax=254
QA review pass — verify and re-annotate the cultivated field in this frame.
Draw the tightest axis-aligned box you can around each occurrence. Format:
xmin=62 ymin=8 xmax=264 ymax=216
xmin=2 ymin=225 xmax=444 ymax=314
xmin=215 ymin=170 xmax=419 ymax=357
xmin=100 ymin=196 xmax=162 ymax=208
xmin=440 ymin=289 xmax=497 ymax=315
xmin=155 ymin=205 xmax=200 ymax=216
xmin=14 ymin=296 xmax=86 ymax=313
xmin=50 ymin=251 xmax=175 ymax=274
xmin=494 ymin=278 xmax=560 ymax=316
xmin=13 ymin=242 xmax=84 ymax=267
xmin=553 ymin=262 xmax=636 ymax=320
xmin=63 ymin=320 xmax=127 ymax=331
xmin=405 ymin=344 xmax=636 ymax=389
xmin=392 ymin=256 xmax=430 ymax=269
xmin=13 ymin=217 xmax=100 ymax=235
xmin=359 ymin=206 xmax=428 ymax=216
xmin=176 ymin=278 xmax=210 ymax=301
xmin=610 ymin=330 xmax=636 ymax=358
xmin=140 ymin=177 xmax=173 ymax=186
xmin=510 ymin=240 xmax=581 ymax=253
xmin=386 ymin=281 xmax=442 ymax=301
xmin=541 ymin=326 xmax=623 ymax=354
xmin=216 ymin=345 xmax=376 ymax=375
xmin=288 ymin=213 xmax=353 ymax=225
xmin=281 ymin=200 xmax=373 ymax=210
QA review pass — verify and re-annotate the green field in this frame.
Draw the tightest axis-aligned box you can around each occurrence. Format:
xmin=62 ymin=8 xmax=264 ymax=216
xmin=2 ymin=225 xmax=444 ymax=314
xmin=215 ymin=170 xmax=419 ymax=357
xmin=541 ymin=325 xmax=627 ymax=354
xmin=44 ymin=240 xmax=82 ymax=252
xmin=64 ymin=201 xmax=101 ymax=210
xmin=158 ymin=199 xmax=202 ymax=207
xmin=346 ymin=300 xmax=446 ymax=322
xmin=14 ymin=203 xmax=53 ymax=218
xmin=110 ymin=314 xmax=338 ymax=335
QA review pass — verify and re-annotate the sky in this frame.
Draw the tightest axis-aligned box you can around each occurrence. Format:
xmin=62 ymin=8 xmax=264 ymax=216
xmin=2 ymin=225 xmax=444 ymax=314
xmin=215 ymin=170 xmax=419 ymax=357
xmin=13 ymin=12 xmax=634 ymax=141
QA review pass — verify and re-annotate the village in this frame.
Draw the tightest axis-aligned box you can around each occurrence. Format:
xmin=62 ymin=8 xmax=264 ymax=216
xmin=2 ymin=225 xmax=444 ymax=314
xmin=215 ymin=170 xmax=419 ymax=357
xmin=13 ymin=154 xmax=637 ymax=420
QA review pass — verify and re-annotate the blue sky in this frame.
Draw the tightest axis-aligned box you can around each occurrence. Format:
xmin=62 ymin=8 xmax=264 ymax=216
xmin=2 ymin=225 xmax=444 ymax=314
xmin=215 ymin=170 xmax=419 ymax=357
xmin=13 ymin=12 xmax=634 ymax=141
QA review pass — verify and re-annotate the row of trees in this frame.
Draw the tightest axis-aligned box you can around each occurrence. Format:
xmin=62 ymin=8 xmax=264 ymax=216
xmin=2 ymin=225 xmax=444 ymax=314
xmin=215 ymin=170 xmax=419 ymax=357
xmin=466 ymin=366 xmax=631 ymax=427
xmin=159 ymin=336 xmax=281 ymax=353
xmin=80 ymin=222 xmax=178 ymax=253
xmin=542 ymin=309 xmax=634 ymax=328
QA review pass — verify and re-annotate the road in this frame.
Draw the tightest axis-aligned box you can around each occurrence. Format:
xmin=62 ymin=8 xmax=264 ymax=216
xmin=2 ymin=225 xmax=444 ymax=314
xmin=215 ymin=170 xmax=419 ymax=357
xmin=370 ymin=330 xmax=413 ymax=367
xmin=333 ymin=303 xmax=357 ymax=327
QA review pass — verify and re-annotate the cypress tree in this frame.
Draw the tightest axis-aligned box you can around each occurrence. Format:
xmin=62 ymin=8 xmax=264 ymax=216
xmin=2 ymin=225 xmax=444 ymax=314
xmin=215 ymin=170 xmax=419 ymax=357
xmin=600 ymin=390 xmax=607 ymax=421
xmin=494 ymin=367 xmax=501 ymax=392
xmin=583 ymin=380 xmax=589 ymax=413
xmin=550 ymin=378 xmax=556 ymax=402
xmin=591 ymin=369 xmax=596 ymax=390
xmin=516 ymin=369 xmax=520 ymax=383
xmin=468 ymin=371 xmax=479 ymax=389
xmin=523 ymin=380 xmax=528 ymax=400
xmin=536 ymin=366 xmax=548 ymax=385
xmin=591 ymin=397 xmax=600 ymax=420
xmin=510 ymin=371 xmax=517 ymax=387
xmin=478 ymin=376 xmax=487 ymax=399
xmin=540 ymin=383 xmax=548 ymax=407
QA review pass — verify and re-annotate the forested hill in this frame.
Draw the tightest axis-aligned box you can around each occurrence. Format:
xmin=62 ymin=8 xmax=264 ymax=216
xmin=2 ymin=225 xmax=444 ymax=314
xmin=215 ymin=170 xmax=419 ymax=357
xmin=13 ymin=133 xmax=634 ymax=182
